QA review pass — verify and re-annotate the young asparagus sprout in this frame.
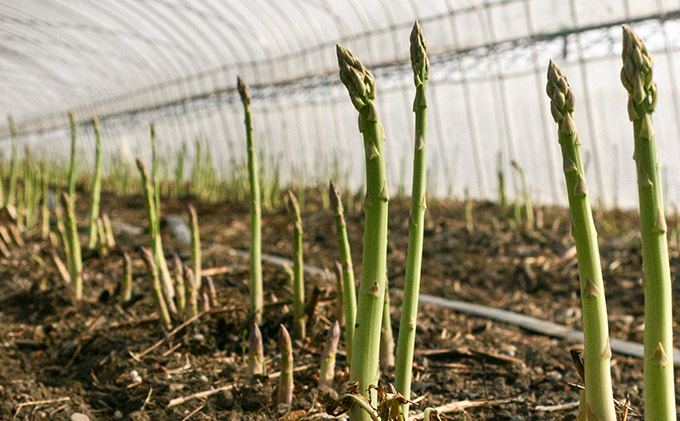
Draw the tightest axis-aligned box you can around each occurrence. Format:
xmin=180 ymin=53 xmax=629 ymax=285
xmin=141 ymin=247 xmax=172 ymax=330
xmin=319 ymin=320 xmax=340 ymax=392
xmin=87 ymin=116 xmax=103 ymax=249
xmin=135 ymin=158 xmax=177 ymax=315
xmin=395 ymin=22 xmax=430 ymax=418
xmin=329 ymin=180 xmax=356 ymax=365
xmin=380 ymin=281 xmax=394 ymax=370
xmin=511 ymin=160 xmax=534 ymax=229
xmin=96 ymin=217 xmax=108 ymax=256
xmin=6 ymin=115 xmax=17 ymax=207
xmin=287 ymin=190 xmax=306 ymax=339
xmin=200 ymin=290 xmax=210 ymax=312
xmin=184 ymin=266 xmax=198 ymax=317
xmin=67 ymin=111 xmax=77 ymax=205
xmin=337 ymin=44 xmax=389 ymax=419
xmin=102 ymin=213 xmax=115 ymax=249
xmin=546 ymin=60 xmax=616 ymax=420
xmin=188 ymin=204 xmax=202 ymax=305
xmin=237 ymin=76 xmax=263 ymax=324
xmin=332 ymin=263 xmax=345 ymax=325
xmin=122 ymin=251 xmax=133 ymax=302
xmin=172 ymin=252 xmax=186 ymax=313
xmin=40 ymin=166 xmax=49 ymax=239
xmin=203 ymin=276 xmax=217 ymax=306
xmin=497 ymin=152 xmax=506 ymax=208
xmin=278 ymin=324 xmax=294 ymax=405
xmin=246 ymin=323 xmax=264 ymax=378
xmin=60 ymin=191 xmax=83 ymax=300
xmin=621 ymin=27 xmax=676 ymax=420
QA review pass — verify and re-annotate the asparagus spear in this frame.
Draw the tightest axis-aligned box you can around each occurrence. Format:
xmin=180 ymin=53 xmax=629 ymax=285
xmin=61 ymin=191 xmax=83 ymax=300
xmin=87 ymin=116 xmax=103 ymax=249
xmin=6 ymin=115 xmax=17 ymax=207
xmin=337 ymin=44 xmax=389 ymax=420
xmin=246 ymin=323 xmax=264 ymax=378
xmin=546 ymin=60 xmax=615 ymax=420
xmin=135 ymin=159 xmax=177 ymax=315
xmin=395 ymin=22 xmax=429 ymax=419
xmin=141 ymin=247 xmax=172 ymax=330
xmin=511 ymin=160 xmax=534 ymax=229
xmin=67 ymin=111 xmax=77 ymax=205
xmin=329 ymin=180 xmax=356 ymax=365
xmin=621 ymin=27 xmax=676 ymax=420
xmin=121 ymin=251 xmax=133 ymax=302
xmin=287 ymin=190 xmax=306 ymax=339
xmin=319 ymin=321 xmax=340 ymax=392
xmin=278 ymin=324 xmax=294 ymax=405
xmin=237 ymin=76 xmax=263 ymax=324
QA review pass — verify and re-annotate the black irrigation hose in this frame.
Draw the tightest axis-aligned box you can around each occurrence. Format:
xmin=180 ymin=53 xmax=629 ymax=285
xmin=116 ymin=216 xmax=680 ymax=365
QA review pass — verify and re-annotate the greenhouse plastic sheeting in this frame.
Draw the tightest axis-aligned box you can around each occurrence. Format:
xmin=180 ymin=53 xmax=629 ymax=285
xmin=1 ymin=0 xmax=680 ymax=208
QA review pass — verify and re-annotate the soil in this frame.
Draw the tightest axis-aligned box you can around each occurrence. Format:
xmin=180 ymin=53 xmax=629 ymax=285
xmin=1 ymin=190 xmax=679 ymax=420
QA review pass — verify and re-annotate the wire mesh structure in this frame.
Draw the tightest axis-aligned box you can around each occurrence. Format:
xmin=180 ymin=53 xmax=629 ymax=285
xmin=1 ymin=0 xmax=680 ymax=208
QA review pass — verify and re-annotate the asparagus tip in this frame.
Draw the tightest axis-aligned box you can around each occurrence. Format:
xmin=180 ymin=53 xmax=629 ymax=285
xmin=337 ymin=44 xmax=375 ymax=112
xmin=410 ymin=21 xmax=429 ymax=86
xmin=545 ymin=60 xmax=574 ymax=124
xmin=621 ymin=26 xmax=655 ymax=118
xmin=237 ymin=76 xmax=251 ymax=104
xmin=329 ymin=180 xmax=341 ymax=211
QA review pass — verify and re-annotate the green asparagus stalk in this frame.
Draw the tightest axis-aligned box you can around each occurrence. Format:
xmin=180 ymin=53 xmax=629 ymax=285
xmin=6 ymin=115 xmax=17 ymax=207
xmin=319 ymin=320 xmax=340 ymax=392
xmin=394 ymin=22 xmax=429 ymax=419
xmin=511 ymin=160 xmax=534 ymax=229
xmin=122 ymin=251 xmax=133 ymax=302
xmin=135 ymin=158 xmax=177 ymax=315
xmin=237 ymin=76 xmax=263 ymax=324
xmin=497 ymin=152 xmax=506 ymax=208
xmin=546 ymin=60 xmax=616 ymax=420
xmin=287 ymin=191 xmax=306 ymax=339
xmin=278 ymin=324 xmax=294 ymax=405
xmin=67 ymin=111 xmax=77 ymax=205
xmin=337 ymin=44 xmax=389 ymax=420
xmin=332 ymin=263 xmax=345 ymax=325
xmin=329 ymin=180 xmax=356 ymax=365
xmin=141 ymin=247 xmax=172 ymax=330
xmin=247 ymin=323 xmax=264 ymax=378
xmin=150 ymin=123 xmax=161 ymax=233
xmin=188 ymin=204 xmax=201 ymax=311
xmin=87 ymin=116 xmax=103 ymax=249
xmin=172 ymin=252 xmax=186 ymax=314
xmin=621 ymin=27 xmax=676 ymax=420
xmin=379 ymin=281 xmax=394 ymax=370
xmin=61 ymin=191 xmax=83 ymax=300
xmin=55 ymin=198 xmax=71 ymax=270
xmin=96 ymin=217 xmax=108 ymax=256
xmin=40 ymin=166 xmax=49 ymax=239
xmin=184 ymin=266 xmax=198 ymax=317
xmin=102 ymin=213 xmax=115 ymax=248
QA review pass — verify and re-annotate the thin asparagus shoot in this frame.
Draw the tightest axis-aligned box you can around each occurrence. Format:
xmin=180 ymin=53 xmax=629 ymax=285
xmin=332 ymin=262 xmax=345 ymax=325
xmin=330 ymin=180 xmax=356 ymax=365
xmin=60 ymin=191 xmax=83 ymax=300
xmin=319 ymin=320 xmax=340 ymax=392
xmin=122 ymin=251 xmax=133 ymax=302
xmin=278 ymin=324 xmax=294 ymax=405
xmin=135 ymin=158 xmax=177 ymax=315
xmin=238 ymin=76 xmax=263 ymax=324
xmin=6 ymin=115 xmax=17 ymax=207
xmin=395 ymin=21 xmax=430 ymax=419
xmin=287 ymin=190 xmax=306 ymax=339
xmin=67 ymin=111 xmax=77 ymax=205
xmin=546 ymin=60 xmax=616 ymax=420
xmin=247 ymin=323 xmax=264 ymax=378
xmin=380 ymin=280 xmax=394 ymax=370
xmin=511 ymin=160 xmax=534 ymax=229
xmin=188 ymin=204 xmax=201 ymax=310
xmin=337 ymin=44 xmax=389 ymax=419
xmin=621 ymin=27 xmax=676 ymax=420
xmin=87 ymin=116 xmax=103 ymax=249
xmin=141 ymin=247 xmax=172 ymax=330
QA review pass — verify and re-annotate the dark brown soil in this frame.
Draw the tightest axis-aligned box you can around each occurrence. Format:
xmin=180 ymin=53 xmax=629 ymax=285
xmin=1 ymin=190 xmax=679 ymax=420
